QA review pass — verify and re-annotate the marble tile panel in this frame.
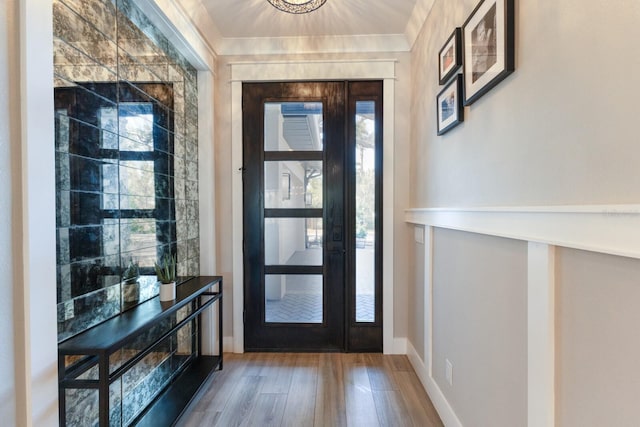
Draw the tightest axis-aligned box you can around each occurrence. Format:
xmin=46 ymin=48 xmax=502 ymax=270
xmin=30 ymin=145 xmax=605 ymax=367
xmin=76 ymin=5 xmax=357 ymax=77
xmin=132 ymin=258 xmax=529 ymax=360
xmin=55 ymin=110 xmax=70 ymax=153
xmin=58 ymin=264 xmax=72 ymax=303
xmin=187 ymin=238 xmax=200 ymax=263
xmin=185 ymin=81 xmax=198 ymax=111
xmin=175 ymin=200 xmax=187 ymax=220
xmin=62 ymin=117 xmax=115 ymax=158
xmin=186 ymin=140 xmax=198 ymax=163
xmin=116 ymin=20 xmax=168 ymax=68
xmin=55 ymin=153 xmax=71 ymax=192
xmin=53 ymin=1 xmax=117 ymax=68
xmin=186 ymin=200 xmax=198 ymax=221
xmin=173 ymin=133 xmax=186 ymax=160
xmin=173 ymin=111 xmax=185 ymax=139
xmin=69 ymin=255 xmax=120 ymax=298
xmin=118 ymin=163 xmax=156 ymax=197
xmin=117 ymin=0 xmax=170 ymax=56
xmin=168 ymin=65 xmax=185 ymax=83
xmin=59 ymin=0 xmax=117 ymax=41
xmin=177 ymin=261 xmax=188 ymax=277
xmin=122 ymin=354 xmax=173 ymax=424
xmin=56 ymin=3 xmax=201 ymax=422
xmin=187 ymin=256 xmax=199 ymax=277
xmin=176 ymin=241 xmax=188 ymax=264
xmin=57 ymin=283 xmax=121 ymax=341
xmin=64 ymin=387 xmax=99 ymax=427
xmin=186 ymin=161 xmax=198 ymax=183
xmin=184 ymin=68 xmax=197 ymax=87
xmin=174 ymin=177 xmax=186 ymax=202
xmin=176 ymin=221 xmax=188 ymax=243
xmin=118 ymin=48 xmax=169 ymax=81
xmin=68 ymin=154 xmax=112 ymax=193
xmin=56 ymin=190 xmax=71 ymax=228
xmin=185 ymin=179 xmax=198 ymax=202
xmin=173 ymin=156 xmax=185 ymax=181
xmin=187 ymin=220 xmax=199 ymax=240
xmin=68 ymin=223 xmax=119 ymax=262
xmin=70 ymin=191 xmax=104 ymax=226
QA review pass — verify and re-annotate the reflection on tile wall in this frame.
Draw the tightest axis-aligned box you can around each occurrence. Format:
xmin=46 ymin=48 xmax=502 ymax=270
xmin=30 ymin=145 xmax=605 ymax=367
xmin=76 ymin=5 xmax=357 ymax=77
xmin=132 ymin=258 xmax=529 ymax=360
xmin=54 ymin=0 xmax=200 ymax=343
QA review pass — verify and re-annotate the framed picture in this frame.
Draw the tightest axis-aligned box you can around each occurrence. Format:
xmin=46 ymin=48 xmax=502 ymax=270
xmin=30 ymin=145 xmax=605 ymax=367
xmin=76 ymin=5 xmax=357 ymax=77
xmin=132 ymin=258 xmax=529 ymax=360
xmin=437 ymin=74 xmax=464 ymax=135
xmin=439 ymin=28 xmax=462 ymax=85
xmin=462 ymin=0 xmax=515 ymax=105
xmin=281 ymin=173 xmax=290 ymax=200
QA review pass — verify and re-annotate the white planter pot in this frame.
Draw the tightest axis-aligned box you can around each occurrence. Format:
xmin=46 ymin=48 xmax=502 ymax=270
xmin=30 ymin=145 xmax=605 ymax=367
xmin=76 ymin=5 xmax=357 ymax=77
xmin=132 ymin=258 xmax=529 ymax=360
xmin=159 ymin=281 xmax=176 ymax=301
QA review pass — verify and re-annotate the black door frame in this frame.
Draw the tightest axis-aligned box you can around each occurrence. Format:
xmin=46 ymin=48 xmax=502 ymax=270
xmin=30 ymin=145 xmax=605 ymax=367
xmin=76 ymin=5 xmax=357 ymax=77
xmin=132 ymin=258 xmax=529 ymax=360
xmin=242 ymin=81 xmax=383 ymax=352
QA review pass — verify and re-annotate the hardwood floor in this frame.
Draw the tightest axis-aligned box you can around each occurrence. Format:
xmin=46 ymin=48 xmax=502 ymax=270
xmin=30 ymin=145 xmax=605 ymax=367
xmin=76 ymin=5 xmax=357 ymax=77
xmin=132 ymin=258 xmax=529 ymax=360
xmin=177 ymin=353 xmax=443 ymax=427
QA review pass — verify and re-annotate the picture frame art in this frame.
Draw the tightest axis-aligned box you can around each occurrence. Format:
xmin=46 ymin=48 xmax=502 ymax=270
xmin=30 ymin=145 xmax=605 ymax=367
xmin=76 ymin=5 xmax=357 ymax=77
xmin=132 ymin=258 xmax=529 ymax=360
xmin=462 ymin=0 xmax=515 ymax=105
xmin=437 ymin=74 xmax=464 ymax=135
xmin=438 ymin=28 xmax=462 ymax=85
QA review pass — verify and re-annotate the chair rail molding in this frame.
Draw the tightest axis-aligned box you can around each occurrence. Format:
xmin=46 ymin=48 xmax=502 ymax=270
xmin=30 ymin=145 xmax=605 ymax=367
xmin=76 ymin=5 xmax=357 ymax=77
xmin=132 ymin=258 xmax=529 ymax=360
xmin=405 ymin=204 xmax=640 ymax=260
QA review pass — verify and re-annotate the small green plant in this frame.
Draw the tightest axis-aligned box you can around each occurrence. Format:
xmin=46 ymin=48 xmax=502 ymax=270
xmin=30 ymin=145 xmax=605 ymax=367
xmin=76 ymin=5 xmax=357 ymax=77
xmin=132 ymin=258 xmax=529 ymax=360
xmin=122 ymin=260 xmax=140 ymax=284
xmin=154 ymin=254 xmax=176 ymax=284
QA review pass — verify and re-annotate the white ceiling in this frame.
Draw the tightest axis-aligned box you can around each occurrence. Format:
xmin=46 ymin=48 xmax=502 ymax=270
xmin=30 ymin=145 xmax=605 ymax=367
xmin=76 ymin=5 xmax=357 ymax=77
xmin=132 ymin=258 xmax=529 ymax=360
xmin=175 ymin=0 xmax=435 ymax=55
xmin=200 ymin=0 xmax=417 ymax=38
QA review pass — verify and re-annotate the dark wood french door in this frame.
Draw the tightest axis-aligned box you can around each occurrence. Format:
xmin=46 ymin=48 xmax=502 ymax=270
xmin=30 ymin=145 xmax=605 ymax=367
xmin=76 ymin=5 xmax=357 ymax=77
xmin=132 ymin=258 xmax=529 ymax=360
xmin=243 ymin=81 xmax=382 ymax=352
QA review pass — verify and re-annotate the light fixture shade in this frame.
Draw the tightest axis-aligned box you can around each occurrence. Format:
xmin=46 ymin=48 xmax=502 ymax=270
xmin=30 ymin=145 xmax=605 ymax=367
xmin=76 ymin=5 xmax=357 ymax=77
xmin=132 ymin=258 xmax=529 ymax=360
xmin=267 ymin=0 xmax=327 ymax=14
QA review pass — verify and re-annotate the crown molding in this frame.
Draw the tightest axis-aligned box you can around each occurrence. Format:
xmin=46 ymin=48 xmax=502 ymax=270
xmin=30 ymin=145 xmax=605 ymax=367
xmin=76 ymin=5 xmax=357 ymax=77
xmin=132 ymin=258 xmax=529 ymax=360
xmin=404 ymin=0 xmax=436 ymax=49
xmin=138 ymin=0 xmax=217 ymax=71
xmin=218 ymin=33 xmax=410 ymax=56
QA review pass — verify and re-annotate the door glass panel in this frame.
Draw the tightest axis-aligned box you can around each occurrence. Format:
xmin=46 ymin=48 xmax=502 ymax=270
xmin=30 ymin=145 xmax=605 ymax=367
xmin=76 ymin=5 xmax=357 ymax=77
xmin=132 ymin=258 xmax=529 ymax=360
xmin=355 ymin=101 xmax=376 ymax=323
xmin=264 ymin=102 xmax=323 ymax=151
xmin=265 ymin=275 xmax=323 ymax=323
xmin=264 ymin=161 xmax=323 ymax=209
xmin=265 ymin=218 xmax=323 ymax=266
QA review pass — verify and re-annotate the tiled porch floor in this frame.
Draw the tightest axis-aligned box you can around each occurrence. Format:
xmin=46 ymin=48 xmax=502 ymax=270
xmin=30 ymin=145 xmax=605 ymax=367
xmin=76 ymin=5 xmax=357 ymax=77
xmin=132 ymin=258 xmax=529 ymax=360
xmin=265 ymin=293 xmax=375 ymax=323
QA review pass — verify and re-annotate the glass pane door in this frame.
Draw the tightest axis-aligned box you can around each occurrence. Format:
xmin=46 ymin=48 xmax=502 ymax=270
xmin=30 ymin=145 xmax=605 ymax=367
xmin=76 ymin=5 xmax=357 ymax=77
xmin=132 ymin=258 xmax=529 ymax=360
xmin=243 ymin=81 xmax=382 ymax=352
xmin=243 ymin=82 xmax=346 ymax=351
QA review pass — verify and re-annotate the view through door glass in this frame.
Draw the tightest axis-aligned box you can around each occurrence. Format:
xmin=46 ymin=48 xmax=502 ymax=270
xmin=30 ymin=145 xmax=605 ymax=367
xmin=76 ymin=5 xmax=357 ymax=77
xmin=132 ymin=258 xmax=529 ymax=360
xmin=243 ymin=81 xmax=382 ymax=351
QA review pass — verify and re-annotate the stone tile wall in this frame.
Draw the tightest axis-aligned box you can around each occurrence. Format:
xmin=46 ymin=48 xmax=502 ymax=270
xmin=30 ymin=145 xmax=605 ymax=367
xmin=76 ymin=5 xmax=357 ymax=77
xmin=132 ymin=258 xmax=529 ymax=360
xmin=54 ymin=0 xmax=200 ymax=342
xmin=54 ymin=1 xmax=200 ymax=424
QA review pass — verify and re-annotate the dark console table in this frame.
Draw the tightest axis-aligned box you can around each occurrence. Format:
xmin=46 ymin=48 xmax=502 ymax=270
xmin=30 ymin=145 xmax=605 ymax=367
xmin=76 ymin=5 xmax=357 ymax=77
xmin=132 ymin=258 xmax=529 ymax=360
xmin=58 ymin=276 xmax=223 ymax=426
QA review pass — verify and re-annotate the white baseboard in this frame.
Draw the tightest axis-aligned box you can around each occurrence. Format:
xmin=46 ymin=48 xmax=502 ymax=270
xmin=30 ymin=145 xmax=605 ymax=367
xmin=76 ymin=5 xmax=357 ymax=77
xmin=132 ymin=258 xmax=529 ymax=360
xmin=406 ymin=341 xmax=463 ymax=427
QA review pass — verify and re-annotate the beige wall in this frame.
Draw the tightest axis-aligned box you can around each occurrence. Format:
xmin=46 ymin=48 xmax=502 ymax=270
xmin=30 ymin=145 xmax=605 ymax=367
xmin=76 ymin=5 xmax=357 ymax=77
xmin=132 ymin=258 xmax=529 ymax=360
xmin=557 ymin=249 xmax=640 ymax=426
xmin=214 ymin=52 xmax=412 ymax=341
xmin=0 ymin=0 xmax=17 ymax=424
xmin=432 ymin=229 xmax=527 ymax=426
xmin=407 ymin=0 xmax=640 ymax=425
xmin=410 ymin=0 xmax=640 ymax=207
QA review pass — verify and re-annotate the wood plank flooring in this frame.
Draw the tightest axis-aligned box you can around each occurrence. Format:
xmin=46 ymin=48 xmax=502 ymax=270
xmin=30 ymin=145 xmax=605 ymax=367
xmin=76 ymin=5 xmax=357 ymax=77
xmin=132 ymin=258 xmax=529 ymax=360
xmin=177 ymin=353 xmax=443 ymax=427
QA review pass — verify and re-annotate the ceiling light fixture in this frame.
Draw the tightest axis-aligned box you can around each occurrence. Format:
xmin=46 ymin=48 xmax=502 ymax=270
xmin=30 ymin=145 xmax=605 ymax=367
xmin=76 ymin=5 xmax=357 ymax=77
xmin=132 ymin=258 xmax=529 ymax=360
xmin=267 ymin=0 xmax=327 ymax=14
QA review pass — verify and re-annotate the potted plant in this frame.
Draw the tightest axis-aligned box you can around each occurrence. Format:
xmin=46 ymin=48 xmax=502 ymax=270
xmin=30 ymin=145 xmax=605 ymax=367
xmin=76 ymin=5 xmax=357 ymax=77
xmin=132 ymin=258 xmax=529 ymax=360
xmin=155 ymin=254 xmax=177 ymax=301
xmin=122 ymin=260 xmax=140 ymax=303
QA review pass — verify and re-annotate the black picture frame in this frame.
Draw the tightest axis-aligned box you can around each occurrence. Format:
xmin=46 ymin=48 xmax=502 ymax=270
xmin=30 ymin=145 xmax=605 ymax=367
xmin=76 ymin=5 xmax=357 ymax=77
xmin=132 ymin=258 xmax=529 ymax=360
xmin=437 ymin=74 xmax=464 ymax=135
xmin=462 ymin=0 xmax=515 ymax=105
xmin=439 ymin=28 xmax=463 ymax=85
